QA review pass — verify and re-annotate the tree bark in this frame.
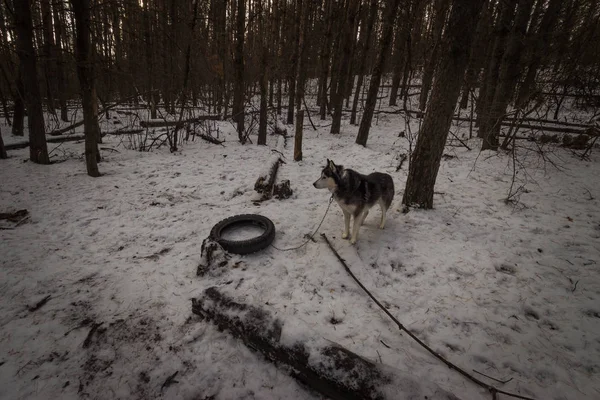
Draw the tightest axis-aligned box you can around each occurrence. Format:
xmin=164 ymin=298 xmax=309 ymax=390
xmin=12 ymin=72 xmax=25 ymax=137
xmin=418 ymin=0 xmax=450 ymax=111
xmin=477 ymin=0 xmax=516 ymax=136
xmin=482 ymin=0 xmax=535 ymax=151
xmin=71 ymin=0 xmax=100 ymax=177
xmin=233 ymin=0 xmax=246 ymax=142
xmin=515 ymin=0 xmax=562 ymax=107
xmin=294 ymin=110 xmax=303 ymax=161
xmin=286 ymin=0 xmax=301 ymax=124
xmin=403 ymin=0 xmax=485 ymax=209
xmin=0 ymin=128 xmax=7 ymax=159
xmin=350 ymin=0 xmax=378 ymax=125
xmin=258 ymin=0 xmax=268 ymax=146
xmin=12 ymin=0 xmax=49 ymax=164
xmin=459 ymin=0 xmax=491 ymax=109
xmin=143 ymin=0 xmax=156 ymax=119
xmin=355 ymin=0 xmax=401 ymax=146
xmin=330 ymin=0 xmax=360 ymax=134
xmin=388 ymin=1 xmax=413 ymax=107
xmin=40 ymin=0 xmax=57 ymax=115
xmin=319 ymin=0 xmax=334 ymax=120
xmin=52 ymin=0 xmax=69 ymax=122
xmin=294 ymin=0 xmax=310 ymax=113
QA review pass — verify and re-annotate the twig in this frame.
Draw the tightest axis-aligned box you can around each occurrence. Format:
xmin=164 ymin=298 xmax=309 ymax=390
xmin=571 ymin=280 xmax=579 ymax=292
xmin=473 ymin=369 xmax=513 ymax=384
xmin=28 ymin=295 xmax=51 ymax=312
xmin=15 ymin=361 xmax=32 ymax=377
xmin=448 ymin=131 xmax=471 ymax=150
xmin=302 ymin=96 xmax=317 ymax=131
xmin=380 ymin=340 xmax=391 ymax=349
xmin=82 ymin=322 xmax=102 ymax=348
xmin=100 ymin=147 xmax=120 ymax=153
xmin=396 ymin=154 xmax=407 ymax=171
xmin=321 ymin=234 xmax=536 ymax=400
xmin=161 ymin=371 xmax=179 ymax=391
xmin=199 ymin=133 xmax=225 ymax=146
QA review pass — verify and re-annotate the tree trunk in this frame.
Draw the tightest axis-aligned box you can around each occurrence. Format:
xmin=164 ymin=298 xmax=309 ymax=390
xmin=71 ymin=0 xmax=100 ymax=177
xmin=350 ymin=0 xmax=378 ymax=125
xmin=286 ymin=0 xmax=301 ymax=124
xmin=294 ymin=110 xmax=303 ymax=161
xmin=40 ymin=0 xmax=56 ymax=115
xmin=515 ymin=0 xmax=562 ymax=107
xmin=459 ymin=0 xmax=491 ymax=109
xmin=12 ymin=72 xmax=25 ymax=136
xmin=294 ymin=0 xmax=310 ymax=113
xmin=477 ymin=0 xmax=516 ymax=136
xmin=319 ymin=0 xmax=334 ymax=120
xmin=0 ymin=128 xmax=7 ymax=159
xmin=258 ymin=0 xmax=268 ymax=146
xmin=388 ymin=3 xmax=412 ymax=107
xmin=143 ymin=0 xmax=156 ymax=119
xmin=418 ymin=0 xmax=450 ymax=111
xmin=330 ymin=0 xmax=360 ymax=134
xmin=233 ymin=0 xmax=246 ymax=142
xmin=355 ymin=0 xmax=401 ymax=146
xmin=13 ymin=0 xmax=49 ymax=164
xmin=402 ymin=0 xmax=485 ymax=210
xmin=52 ymin=0 xmax=69 ymax=122
xmin=482 ymin=0 xmax=534 ymax=151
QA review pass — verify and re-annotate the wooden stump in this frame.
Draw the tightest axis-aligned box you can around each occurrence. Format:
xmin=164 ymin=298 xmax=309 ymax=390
xmin=254 ymin=155 xmax=282 ymax=200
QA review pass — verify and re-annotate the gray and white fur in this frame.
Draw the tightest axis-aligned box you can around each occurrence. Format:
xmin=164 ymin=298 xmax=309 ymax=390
xmin=313 ymin=159 xmax=394 ymax=244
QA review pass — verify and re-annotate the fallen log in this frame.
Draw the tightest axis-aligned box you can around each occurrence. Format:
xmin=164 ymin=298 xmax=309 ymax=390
xmin=198 ymin=133 xmax=225 ymax=146
xmin=191 ymin=287 xmax=460 ymax=400
xmin=104 ymin=129 xmax=144 ymax=135
xmin=6 ymin=134 xmax=87 ymax=150
xmin=381 ymin=108 xmax=595 ymax=134
xmin=139 ymin=115 xmax=220 ymax=128
xmin=49 ymin=93 xmax=143 ymax=136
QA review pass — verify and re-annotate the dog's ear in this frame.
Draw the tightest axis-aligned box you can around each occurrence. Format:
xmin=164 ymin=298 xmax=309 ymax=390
xmin=328 ymin=159 xmax=336 ymax=170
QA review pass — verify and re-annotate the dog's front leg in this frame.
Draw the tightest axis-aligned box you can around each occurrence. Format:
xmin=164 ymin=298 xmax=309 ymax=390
xmin=342 ymin=210 xmax=351 ymax=239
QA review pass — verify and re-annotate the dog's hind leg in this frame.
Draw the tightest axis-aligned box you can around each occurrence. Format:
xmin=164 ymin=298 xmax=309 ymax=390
xmin=378 ymin=200 xmax=388 ymax=229
xmin=342 ymin=210 xmax=351 ymax=239
xmin=350 ymin=211 xmax=368 ymax=245
xmin=362 ymin=210 xmax=369 ymax=225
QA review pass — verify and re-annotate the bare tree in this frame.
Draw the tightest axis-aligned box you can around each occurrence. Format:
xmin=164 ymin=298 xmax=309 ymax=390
xmin=233 ymin=0 xmax=246 ymax=142
xmin=350 ymin=0 xmax=378 ymax=125
xmin=355 ymin=0 xmax=401 ymax=146
xmin=418 ymin=0 xmax=450 ymax=111
xmin=403 ymin=0 xmax=485 ymax=209
xmin=12 ymin=0 xmax=49 ymax=164
xmin=70 ymin=0 xmax=100 ymax=177
xmin=258 ymin=0 xmax=269 ymax=145
xmin=330 ymin=0 xmax=360 ymax=134
xmin=482 ymin=0 xmax=535 ymax=151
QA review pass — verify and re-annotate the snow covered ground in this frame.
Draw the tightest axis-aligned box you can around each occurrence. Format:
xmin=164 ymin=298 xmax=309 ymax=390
xmin=1 ymin=100 xmax=599 ymax=400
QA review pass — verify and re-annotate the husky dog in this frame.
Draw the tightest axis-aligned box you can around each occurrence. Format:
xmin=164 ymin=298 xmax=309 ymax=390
xmin=313 ymin=159 xmax=394 ymax=244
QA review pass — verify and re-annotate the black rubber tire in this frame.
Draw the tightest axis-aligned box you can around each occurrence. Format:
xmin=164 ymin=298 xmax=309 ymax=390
xmin=210 ymin=214 xmax=276 ymax=255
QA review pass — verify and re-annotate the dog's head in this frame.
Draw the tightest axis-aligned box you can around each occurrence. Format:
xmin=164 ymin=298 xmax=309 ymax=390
xmin=313 ymin=159 xmax=343 ymax=190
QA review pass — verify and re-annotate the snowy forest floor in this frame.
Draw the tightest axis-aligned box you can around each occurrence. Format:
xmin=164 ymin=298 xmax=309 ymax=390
xmin=1 ymin=99 xmax=600 ymax=400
